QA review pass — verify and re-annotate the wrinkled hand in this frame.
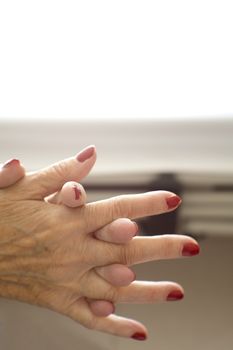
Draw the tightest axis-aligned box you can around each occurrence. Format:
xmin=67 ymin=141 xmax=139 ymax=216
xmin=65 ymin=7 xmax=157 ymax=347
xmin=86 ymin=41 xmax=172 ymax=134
xmin=0 ymin=147 xmax=138 ymax=318
xmin=0 ymin=150 xmax=200 ymax=339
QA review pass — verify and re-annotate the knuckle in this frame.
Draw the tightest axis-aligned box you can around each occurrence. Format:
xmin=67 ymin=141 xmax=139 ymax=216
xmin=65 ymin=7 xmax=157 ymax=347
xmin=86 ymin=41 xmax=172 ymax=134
xmin=64 ymin=303 xmax=98 ymax=331
xmin=52 ymin=161 xmax=68 ymax=179
xmin=103 ymin=285 xmax=118 ymax=303
xmin=119 ymin=245 xmax=136 ymax=266
xmin=84 ymin=316 xmax=98 ymax=330
xmin=111 ymin=195 xmax=131 ymax=219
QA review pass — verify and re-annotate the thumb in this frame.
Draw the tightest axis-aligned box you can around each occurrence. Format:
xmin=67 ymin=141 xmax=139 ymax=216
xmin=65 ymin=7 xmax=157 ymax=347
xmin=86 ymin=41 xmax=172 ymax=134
xmin=25 ymin=145 xmax=96 ymax=200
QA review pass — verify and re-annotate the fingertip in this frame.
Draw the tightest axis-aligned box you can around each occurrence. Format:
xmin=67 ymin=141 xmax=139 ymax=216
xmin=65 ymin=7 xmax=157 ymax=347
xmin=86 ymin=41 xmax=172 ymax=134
xmin=0 ymin=159 xmax=25 ymax=187
xmin=106 ymin=218 xmax=139 ymax=244
xmin=131 ymin=332 xmax=147 ymax=341
xmin=166 ymin=194 xmax=182 ymax=210
xmin=60 ymin=181 xmax=87 ymax=208
xmin=89 ymin=300 xmax=115 ymax=317
xmin=93 ymin=314 xmax=149 ymax=339
xmin=1 ymin=159 xmax=21 ymax=169
xmin=166 ymin=289 xmax=184 ymax=301
xmin=76 ymin=145 xmax=96 ymax=163
xmin=128 ymin=321 xmax=148 ymax=341
xmin=96 ymin=264 xmax=136 ymax=287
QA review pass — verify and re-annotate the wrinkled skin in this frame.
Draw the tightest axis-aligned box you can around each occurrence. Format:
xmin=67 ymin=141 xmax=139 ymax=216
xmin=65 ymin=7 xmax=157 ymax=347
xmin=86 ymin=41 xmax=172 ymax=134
xmin=0 ymin=152 xmax=199 ymax=338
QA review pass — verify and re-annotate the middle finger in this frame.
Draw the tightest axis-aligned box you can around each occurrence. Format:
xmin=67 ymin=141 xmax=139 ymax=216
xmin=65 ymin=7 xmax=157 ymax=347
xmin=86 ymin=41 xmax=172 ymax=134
xmin=88 ymin=234 xmax=200 ymax=267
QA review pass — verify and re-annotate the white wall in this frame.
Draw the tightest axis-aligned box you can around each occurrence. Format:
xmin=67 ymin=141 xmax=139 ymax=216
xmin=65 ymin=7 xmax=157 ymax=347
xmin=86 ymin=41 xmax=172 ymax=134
xmin=1 ymin=1 xmax=233 ymax=117
xmin=1 ymin=118 xmax=233 ymax=173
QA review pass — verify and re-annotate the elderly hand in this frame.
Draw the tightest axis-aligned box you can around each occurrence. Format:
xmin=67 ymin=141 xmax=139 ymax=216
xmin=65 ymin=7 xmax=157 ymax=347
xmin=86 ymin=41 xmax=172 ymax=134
xmin=0 ymin=148 xmax=200 ymax=340
xmin=0 ymin=146 xmax=139 ymax=318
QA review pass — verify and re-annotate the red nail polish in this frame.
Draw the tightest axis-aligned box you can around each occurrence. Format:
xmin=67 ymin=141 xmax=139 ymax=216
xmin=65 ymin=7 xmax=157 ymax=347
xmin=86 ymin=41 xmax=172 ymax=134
xmin=166 ymin=195 xmax=182 ymax=209
xmin=131 ymin=332 xmax=147 ymax=341
xmin=76 ymin=145 xmax=95 ymax=163
xmin=167 ymin=290 xmax=184 ymax=301
xmin=182 ymin=243 xmax=200 ymax=256
xmin=73 ymin=186 xmax=81 ymax=200
xmin=3 ymin=159 xmax=20 ymax=168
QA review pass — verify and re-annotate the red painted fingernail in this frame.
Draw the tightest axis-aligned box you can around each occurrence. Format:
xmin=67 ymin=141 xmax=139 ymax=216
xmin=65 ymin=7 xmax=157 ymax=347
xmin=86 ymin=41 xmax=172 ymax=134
xmin=131 ymin=332 xmax=147 ymax=341
xmin=76 ymin=145 xmax=95 ymax=163
xmin=73 ymin=186 xmax=82 ymax=200
xmin=167 ymin=290 xmax=184 ymax=301
xmin=133 ymin=221 xmax=139 ymax=236
xmin=166 ymin=195 xmax=182 ymax=209
xmin=3 ymin=159 xmax=20 ymax=168
xmin=182 ymin=242 xmax=200 ymax=256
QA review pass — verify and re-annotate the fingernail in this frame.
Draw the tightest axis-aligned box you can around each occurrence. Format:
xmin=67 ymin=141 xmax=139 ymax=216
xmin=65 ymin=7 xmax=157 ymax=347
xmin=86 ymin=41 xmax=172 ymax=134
xmin=131 ymin=332 xmax=147 ymax=341
xmin=3 ymin=159 xmax=20 ymax=168
xmin=166 ymin=195 xmax=182 ymax=209
xmin=167 ymin=290 xmax=184 ymax=301
xmin=182 ymin=242 xmax=200 ymax=256
xmin=76 ymin=145 xmax=95 ymax=163
xmin=73 ymin=186 xmax=82 ymax=200
xmin=132 ymin=221 xmax=139 ymax=236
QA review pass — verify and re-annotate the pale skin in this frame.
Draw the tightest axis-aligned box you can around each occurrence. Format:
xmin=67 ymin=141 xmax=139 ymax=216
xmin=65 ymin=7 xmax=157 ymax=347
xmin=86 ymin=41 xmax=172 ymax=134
xmin=0 ymin=146 xmax=200 ymax=340
xmin=0 ymin=147 xmax=139 ymax=318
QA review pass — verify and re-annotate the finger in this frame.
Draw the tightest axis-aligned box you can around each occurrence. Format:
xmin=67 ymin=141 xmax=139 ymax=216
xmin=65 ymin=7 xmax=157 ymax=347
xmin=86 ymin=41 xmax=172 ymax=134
xmin=61 ymin=295 xmax=148 ymax=339
xmin=92 ymin=314 xmax=148 ymax=340
xmin=87 ymin=279 xmax=184 ymax=304
xmin=84 ymin=282 xmax=183 ymax=338
xmin=88 ymin=300 xmax=115 ymax=317
xmin=86 ymin=234 xmax=200 ymax=267
xmin=117 ymin=281 xmax=184 ymax=303
xmin=95 ymin=264 xmax=135 ymax=286
xmin=46 ymin=182 xmax=87 ymax=208
xmin=117 ymin=235 xmax=200 ymax=266
xmin=0 ymin=159 xmax=25 ymax=187
xmin=19 ymin=145 xmax=96 ymax=200
xmin=77 ymin=266 xmax=184 ymax=306
xmin=83 ymin=191 xmax=182 ymax=233
xmin=66 ymin=300 xmax=148 ymax=340
xmin=94 ymin=218 xmax=139 ymax=244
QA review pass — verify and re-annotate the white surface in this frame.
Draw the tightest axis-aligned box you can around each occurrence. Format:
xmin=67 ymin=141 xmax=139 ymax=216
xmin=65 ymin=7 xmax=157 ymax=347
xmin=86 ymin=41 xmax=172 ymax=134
xmin=0 ymin=118 xmax=233 ymax=173
xmin=0 ymin=1 xmax=233 ymax=117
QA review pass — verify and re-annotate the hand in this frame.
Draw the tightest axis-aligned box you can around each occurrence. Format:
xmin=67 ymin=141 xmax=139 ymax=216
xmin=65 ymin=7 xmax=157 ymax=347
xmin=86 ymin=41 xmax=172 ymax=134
xmin=0 ymin=147 xmax=138 ymax=318
xmin=0 ymin=151 xmax=200 ymax=340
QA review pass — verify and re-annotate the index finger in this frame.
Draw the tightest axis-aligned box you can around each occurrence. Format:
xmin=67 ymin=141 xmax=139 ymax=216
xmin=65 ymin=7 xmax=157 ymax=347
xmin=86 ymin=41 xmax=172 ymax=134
xmin=83 ymin=191 xmax=181 ymax=233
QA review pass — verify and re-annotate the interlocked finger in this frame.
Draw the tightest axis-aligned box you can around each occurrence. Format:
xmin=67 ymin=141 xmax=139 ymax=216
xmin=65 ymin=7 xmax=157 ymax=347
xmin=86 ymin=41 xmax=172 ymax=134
xmin=95 ymin=264 xmax=136 ymax=286
xmin=117 ymin=281 xmax=184 ymax=303
xmin=87 ymin=234 xmax=200 ymax=267
xmin=117 ymin=235 xmax=200 ymax=266
xmin=65 ymin=299 xmax=148 ymax=339
xmin=83 ymin=191 xmax=182 ymax=233
xmin=46 ymin=181 xmax=87 ymax=207
xmin=94 ymin=218 xmax=138 ymax=243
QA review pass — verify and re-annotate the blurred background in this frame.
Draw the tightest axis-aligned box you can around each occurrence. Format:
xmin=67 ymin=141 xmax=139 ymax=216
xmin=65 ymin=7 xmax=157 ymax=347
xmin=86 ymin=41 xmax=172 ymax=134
xmin=0 ymin=1 xmax=233 ymax=349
